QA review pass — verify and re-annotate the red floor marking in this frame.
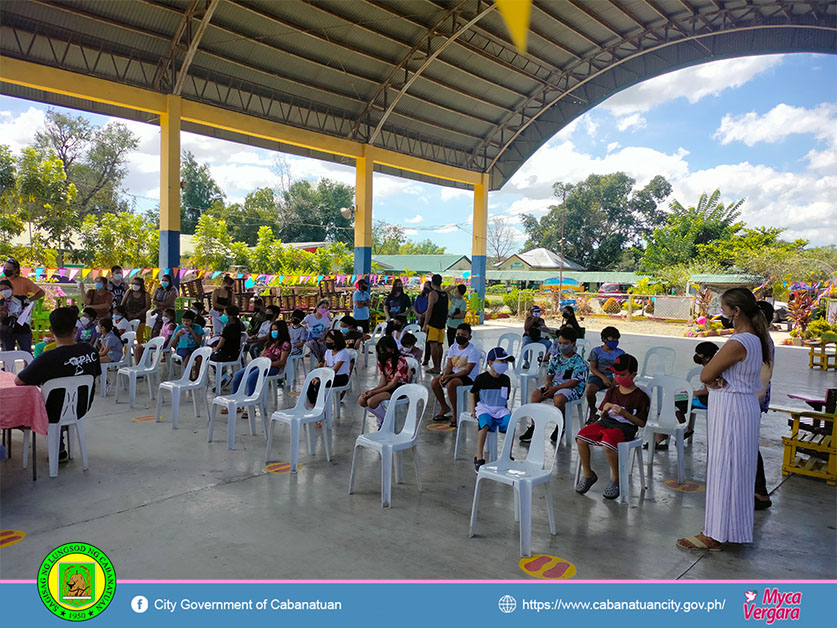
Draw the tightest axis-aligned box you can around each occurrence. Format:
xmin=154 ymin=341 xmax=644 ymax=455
xmin=523 ymin=556 xmax=551 ymax=571
xmin=542 ymin=562 xmax=570 ymax=578
xmin=0 ymin=530 xmax=25 ymax=548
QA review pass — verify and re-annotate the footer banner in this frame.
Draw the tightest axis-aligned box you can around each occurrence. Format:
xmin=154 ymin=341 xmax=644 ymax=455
xmin=0 ymin=581 xmax=830 ymax=626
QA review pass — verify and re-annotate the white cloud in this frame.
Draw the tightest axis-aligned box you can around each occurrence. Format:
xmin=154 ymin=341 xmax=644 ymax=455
xmin=616 ymin=113 xmax=646 ymax=132
xmin=209 ymin=163 xmax=276 ymax=191
xmin=0 ymin=106 xmax=46 ymax=153
xmin=714 ymin=102 xmax=837 ymax=148
xmin=607 ymin=141 xmax=621 ymax=153
xmin=440 ymin=187 xmax=471 ymax=202
xmin=601 ymin=55 xmax=783 ymax=115
xmin=404 ymin=214 xmax=423 ymax=223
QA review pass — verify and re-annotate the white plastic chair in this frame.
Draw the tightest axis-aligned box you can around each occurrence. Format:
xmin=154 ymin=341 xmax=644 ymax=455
xmin=115 ymin=336 xmax=166 ymax=408
xmin=349 ymin=384 xmax=427 ymax=508
xmin=455 ymin=408 xmax=501 ymax=463
xmin=470 ymin=404 xmax=562 ymax=556
xmin=330 ymin=315 xmax=344 ymax=329
xmin=208 ymin=357 xmax=271 ymax=450
xmin=156 ymin=347 xmax=212 ymax=429
xmin=644 ymin=375 xmax=693 ymax=485
xmin=42 ymin=375 xmax=95 ymax=478
xmin=330 ymin=349 xmax=357 ymax=419
xmin=575 ymin=384 xmax=650 ymax=505
xmin=283 ymin=351 xmax=307 ymax=391
xmin=100 ymin=331 xmax=135 ymax=397
xmin=497 ymin=332 xmax=522 ymax=359
xmin=208 ymin=334 xmax=247 ymax=396
xmin=638 ymin=346 xmax=676 ymax=386
xmin=402 ymin=323 xmax=420 ymax=335
xmin=686 ymin=367 xmax=708 ymax=445
xmin=575 ymin=338 xmax=591 ymax=361
xmin=0 ymin=350 xmax=33 ymax=373
xmin=265 ymin=367 xmax=335 ymax=470
xmin=128 ymin=319 xmax=140 ymax=332
xmin=413 ymin=330 xmax=427 ymax=359
xmin=362 ymin=321 xmax=387 ymax=367
xmin=510 ymin=344 xmax=546 ymax=406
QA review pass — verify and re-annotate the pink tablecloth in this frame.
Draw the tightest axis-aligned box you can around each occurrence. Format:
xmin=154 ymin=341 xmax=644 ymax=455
xmin=0 ymin=371 xmax=48 ymax=436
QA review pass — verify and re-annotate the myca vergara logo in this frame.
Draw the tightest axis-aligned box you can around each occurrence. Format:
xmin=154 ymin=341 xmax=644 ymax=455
xmin=37 ymin=542 xmax=116 ymax=621
xmin=743 ymin=588 xmax=801 ymax=624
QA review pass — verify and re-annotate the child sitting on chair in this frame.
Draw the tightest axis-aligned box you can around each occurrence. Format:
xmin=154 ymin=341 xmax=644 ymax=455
xmin=584 ymin=326 xmax=624 ymax=423
xmin=575 ymin=353 xmax=649 ymax=500
xmin=358 ymin=336 xmax=411 ymax=429
xmin=472 ymin=347 xmax=514 ymax=474
xmin=520 ymin=327 xmax=588 ymax=444
xmin=399 ymin=332 xmax=423 ymax=363
xmin=289 ymin=308 xmax=307 ymax=356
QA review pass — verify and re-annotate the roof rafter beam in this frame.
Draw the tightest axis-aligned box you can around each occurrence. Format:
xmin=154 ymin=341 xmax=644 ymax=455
xmin=532 ymin=1 xmax=603 ymax=47
xmin=566 ymin=0 xmax=623 ymax=40
xmin=173 ymin=0 xmax=219 ymax=95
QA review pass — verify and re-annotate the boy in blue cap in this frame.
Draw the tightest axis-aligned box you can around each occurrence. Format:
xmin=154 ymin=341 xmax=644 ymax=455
xmin=471 ymin=347 xmax=514 ymax=473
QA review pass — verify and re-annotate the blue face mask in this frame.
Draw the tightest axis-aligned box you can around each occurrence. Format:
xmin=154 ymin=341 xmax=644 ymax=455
xmin=492 ymin=361 xmax=509 ymax=375
xmin=220 ymin=314 xmax=229 ymax=324
xmin=559 ymin=343 xmax=574 ymax=355
xmin=161 ymin=281 xmax=170 ymax=288
xmin=605 ymin=340 xmax=619 ymax=350
xmin=270 ymin=330 xmax=279 ymax=339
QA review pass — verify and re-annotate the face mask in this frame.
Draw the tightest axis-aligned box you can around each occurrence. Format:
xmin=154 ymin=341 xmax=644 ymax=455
xmin=614 ymin=374 xmax=635 ymax=387
xmin=605 ymin=340 xmax=619 ymax=350
xmin=318 ymin=307 xmax=328 ymax=316
xmin=114 ymin=314 xmax=123 ymax=321
xmin=161 ymin=281 xmax=170 ymax=288
xmin=492 ymin=361 xmax=509 ymax=375
xmin=559 ymin=343 xmax=573 ymax=355
xmin=113 ymin=273 xmax=122 ymax=281
xmin=132 ymin=284 xmax=141 ymax=291
xmin=80 ymin=316 xmax=91 ymax=326
xmin=532 ymin=311 xmax=541 ymax=318
xmin=720 ymin=315 xmax=734 ymax=329
xmin=3 ymin=268 xmax=15 ymax=277
xmin=0 ymin=289 xmax=11 ymax=299
xmin=95 ymin=282 xmax=104 ymax=290
xmin=455 ymin=335 xmax=468 ymax=346
xmin=693 ymin=354 xmax=705 ymax=365
xmin=394 ymin=285 xmax=402 ymax=293
xmin=270 ymin=330 xmax=279 ymax=339
xmin=325 ymin=342 xmax=335 ymax=349
xmin=219 ymin=314 xmax=229 ymax=324
xmin=341 ymin=328 xmax=351 ymax=335
xmin=162 ymin=316 xmax=171 ymax=323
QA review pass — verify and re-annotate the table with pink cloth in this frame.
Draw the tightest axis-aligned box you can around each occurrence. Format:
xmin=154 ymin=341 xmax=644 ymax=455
xmin=0 ymin=371 xmax=48 ymax=436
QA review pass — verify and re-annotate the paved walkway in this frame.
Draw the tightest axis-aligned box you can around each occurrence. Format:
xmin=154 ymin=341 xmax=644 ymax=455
xmin=2 ymin=322 xmax=835 ymax=580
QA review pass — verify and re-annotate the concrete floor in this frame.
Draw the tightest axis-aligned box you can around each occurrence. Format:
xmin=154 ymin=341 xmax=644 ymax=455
xmin=2 ymin=322 xmax=835 ymax=580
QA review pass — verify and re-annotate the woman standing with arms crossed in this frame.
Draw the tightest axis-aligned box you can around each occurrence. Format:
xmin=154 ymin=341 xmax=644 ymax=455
xmin=677 ymin=287 xmax=772 ymax=551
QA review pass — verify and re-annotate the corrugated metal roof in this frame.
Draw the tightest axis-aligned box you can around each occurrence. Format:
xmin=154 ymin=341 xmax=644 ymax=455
xmin=445 ymin=270 xmax=648 ymax=283
xmin=372 ymin=255 xmax=471 ymax=273
xmin=690 ymin=274 xmax=765 ymax=285
xmin=514 ymin=248 xmax=586 ymax=271
xmin=0 ymin=0 xmax=831 ymax=191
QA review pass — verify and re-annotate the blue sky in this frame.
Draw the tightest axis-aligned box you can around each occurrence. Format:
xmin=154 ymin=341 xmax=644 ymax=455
xmin=1 ymin=52 xmax=835 ymax=253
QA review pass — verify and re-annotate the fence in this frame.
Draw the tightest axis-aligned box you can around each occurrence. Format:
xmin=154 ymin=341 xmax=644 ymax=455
xmin=497 ymin=291 xmax=697 ymax=322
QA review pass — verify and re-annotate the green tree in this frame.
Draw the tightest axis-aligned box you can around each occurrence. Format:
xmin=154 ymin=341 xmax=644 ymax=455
xmin=372 ymin=221 xmax=405 ymax=254
xmin=208 ymin=187 xmax=279 ymax=246
xmin=399 ymin=239 xmax=446 ymax=255
xmin=642 ymin=190 xmax=744 ymax=271
xmin=278 ymin=178 xmax=354 ymax=245
xmin=77 ymin=211 xmax=159 ymax=267
xmin=190 ymin=213 xmax=236 ymax=269
xmin=181 ymin=151 xmax=224 ymax=235
xmin=521 ymin=173 xmax=671 ymax=270
xmin=0 ymin=145 xmax=23 ymax=243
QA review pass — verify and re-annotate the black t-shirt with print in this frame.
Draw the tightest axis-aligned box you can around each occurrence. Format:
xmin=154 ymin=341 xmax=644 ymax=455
xmin=17 ymin=342 xmax=102 ymax=423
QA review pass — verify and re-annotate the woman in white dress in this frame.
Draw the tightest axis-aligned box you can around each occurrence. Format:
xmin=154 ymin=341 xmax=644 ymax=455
xmin=677 ymin=287 xmax=772 ymax=551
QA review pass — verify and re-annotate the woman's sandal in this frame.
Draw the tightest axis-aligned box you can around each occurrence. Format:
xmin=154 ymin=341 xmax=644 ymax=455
xmin=432 ymin=413 xmax=451 ymax=422
xmin=676 ymin=534 xmax=723 ymax=552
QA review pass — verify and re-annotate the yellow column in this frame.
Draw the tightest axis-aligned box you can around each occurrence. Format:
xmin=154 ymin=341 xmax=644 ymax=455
xmin=354 ymin=147 xmax=373 ymax=276
xmin=159 ymin=94 xmax=181 ymax=274
xmin=472 ymin=173 xmax=488 ymax=323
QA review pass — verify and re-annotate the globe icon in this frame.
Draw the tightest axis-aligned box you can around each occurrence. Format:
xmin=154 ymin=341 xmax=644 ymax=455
xmin=498 ymin=595 xmax=517 ymax=614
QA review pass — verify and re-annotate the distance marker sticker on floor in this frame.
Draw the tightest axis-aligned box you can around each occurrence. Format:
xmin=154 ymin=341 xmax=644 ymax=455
xmin=664 ymin=480 xmax=705 ymax=492
xmin=132 ymin=415 xmax=156 ymax=422
xmin=519 ymin=554 xmax=576 ymax=579
xmin=264 ymin=462 xmax=302 ymax=474
xmin=0 ymin=530 xmax=26 ymax=549
xmin=427 ymin=423 xmax=456 ymax=432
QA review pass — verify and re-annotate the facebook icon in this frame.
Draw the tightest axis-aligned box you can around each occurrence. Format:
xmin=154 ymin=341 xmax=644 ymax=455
xmin=131 ymin=595 xmax=149 ymax=614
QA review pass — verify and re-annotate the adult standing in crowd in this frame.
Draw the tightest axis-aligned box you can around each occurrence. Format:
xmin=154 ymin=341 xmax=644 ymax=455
xmin=1 ymin=257 xmax=44 ymax=353
xmin=413 ymin=281 xmax=432 ymax=329
xmin=149 ymin=274 xmax=179 ymax=337
xmin=212 ymin=274 xmax=235 ymax=311
xmin=121 ymin=277 xmax=151 ymax=337
xmin=80 ymin=274 xmax=113 ymax=319
xmin=446 ymin=284 xmax=468 ymax=347
xmin=108 ymin=265 xmax=128 ymax=312
xmin=383 ymin=278 xmax=412 ymax=333
xmin=754 ymin=300 xmax=777 ymax=510
xmin=352 ymin=278 xmax=371 ymax=333
xmin=423 ymin=274 xmax=448 ymax=374
xmin=677 ymin=287 xmax=772 ymax=551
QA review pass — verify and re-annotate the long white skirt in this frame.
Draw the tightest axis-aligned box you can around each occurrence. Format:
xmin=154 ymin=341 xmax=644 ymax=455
xmin=704 ymin=391 xmax=761 ymax=543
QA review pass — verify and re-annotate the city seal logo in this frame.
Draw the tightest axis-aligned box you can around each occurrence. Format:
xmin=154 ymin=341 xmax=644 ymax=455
xmin=37 ymin=542 xmax=115 ymax=621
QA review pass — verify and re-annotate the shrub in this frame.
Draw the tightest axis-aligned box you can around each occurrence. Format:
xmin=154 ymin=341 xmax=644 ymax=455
xmin=486 ymin=284 xmax=508 ymax=295
xmin=808 ymin=319 xmax=833 ymax=338
xmin=502 ymin=289 xmax=536 ymax=315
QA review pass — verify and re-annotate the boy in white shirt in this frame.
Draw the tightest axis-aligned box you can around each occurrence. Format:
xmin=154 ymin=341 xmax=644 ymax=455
xmin=430 ymin=323 xmax=481 ymax=427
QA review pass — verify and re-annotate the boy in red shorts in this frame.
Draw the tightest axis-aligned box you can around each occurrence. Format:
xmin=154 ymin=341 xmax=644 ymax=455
xmin=575 ymin=353 xmax=649 ymax=500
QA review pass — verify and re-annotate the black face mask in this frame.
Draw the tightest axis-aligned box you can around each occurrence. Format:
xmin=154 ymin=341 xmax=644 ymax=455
xmin=693 ymin=354 xmax=705 ymax=365
xmin=455 ymin=335 xmax=468 ymax=346
xmin=719 ymin=315 xmax=734 ymax=329
xmin=325 ymin=342 xmax=335 ymax=349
